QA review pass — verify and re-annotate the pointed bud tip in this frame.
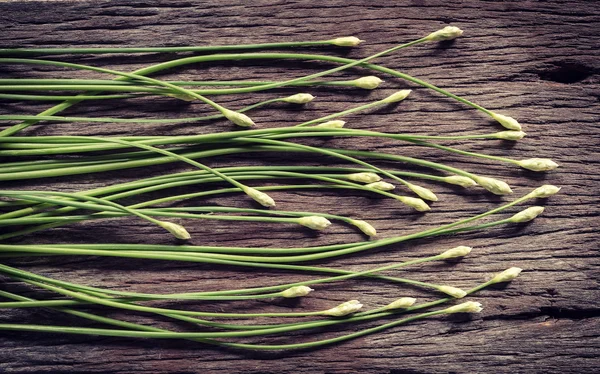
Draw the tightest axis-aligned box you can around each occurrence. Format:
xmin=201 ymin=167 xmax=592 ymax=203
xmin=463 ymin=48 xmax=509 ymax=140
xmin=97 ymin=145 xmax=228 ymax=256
xmin=366 ymin=181 xmax=396 ymax=191
xmin=347 ymin=172 xmax=381 ymax=183
xmin=445 ymin=301 xmax=483 ymax=314
xmin=353 ymin=76 xmax=384 ymax=90
xmin=351 ymin=219 xmax=377 ymax=237
xmin=408 ymin=183 xmax=438 ymax=201
xmin=510 ymin=206 xmax=545 ymax=223
xmin=491 ymin=267 xmax=523 ymax=284
xmin=282 ymin=93 xmax=315 ymax=104
xmin=158 ymin=221 xmax=191 ymax=240
xmin=381 ymin=90 xmax=412 ymax=104
xmin=438 ymin=285 xmax=468 ymax=299
xmin=490 ymin=112 xmax=522 ymax=131
xmin=426 ymin=26 xmax=464 ymax=42
xmin=314 ymin=120 xmax=345 ymax=129
xmin=281 ymin=285 xmax=314 ymax=298
xmin=385 ymin=297 xmax=417 ymax=310
xmin=440 ymin=246 xmax=473 ymax=259
xmin=331 ymin=36 xmax=363 ymax=47
xmin=518 ymin=158 xmax=559 ymax=172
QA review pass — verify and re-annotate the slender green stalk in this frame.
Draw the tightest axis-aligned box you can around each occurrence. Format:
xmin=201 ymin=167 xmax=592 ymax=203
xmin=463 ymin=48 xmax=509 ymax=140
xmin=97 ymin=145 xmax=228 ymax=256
xmin=0 ymin=38 xmax=358 ymax=56
xmin=0 ymin=93 xmax=144 ymax=101
xmin=0 ymin=78 xmax=366 ymax=87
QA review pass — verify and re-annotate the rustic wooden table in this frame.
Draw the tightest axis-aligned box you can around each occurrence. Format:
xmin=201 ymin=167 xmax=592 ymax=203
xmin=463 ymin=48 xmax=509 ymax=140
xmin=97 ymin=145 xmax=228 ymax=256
xmin=0 ymin=1 xmax=598 ymax=373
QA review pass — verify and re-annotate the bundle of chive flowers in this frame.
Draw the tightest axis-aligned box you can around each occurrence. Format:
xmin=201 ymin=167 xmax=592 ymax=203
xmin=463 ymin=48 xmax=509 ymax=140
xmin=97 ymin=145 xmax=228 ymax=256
xmin=0 ymin=26 xmax=560 ymax=350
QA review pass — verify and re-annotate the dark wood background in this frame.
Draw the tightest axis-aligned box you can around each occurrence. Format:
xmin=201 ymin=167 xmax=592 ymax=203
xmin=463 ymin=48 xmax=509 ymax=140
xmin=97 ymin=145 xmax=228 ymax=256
xmin=0 ymin=1 xmax=599 ymax=373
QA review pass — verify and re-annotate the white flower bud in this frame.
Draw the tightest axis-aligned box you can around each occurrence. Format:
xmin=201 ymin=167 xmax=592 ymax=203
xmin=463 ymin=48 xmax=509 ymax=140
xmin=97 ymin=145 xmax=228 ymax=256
xmin=314 ymin=120 xmax=345 ymax=129
xmin=222 ymin=108 xmax=255 ymax=127
xmin=158 ymin=221 xmax=191 ymax=240
xmin=396 ymin=196 xmax=431 ymax=212
xmin=243 ymin=187 xmax=276 ymax=207
xmin=490 ymin=267 xmax=523 ymax=284
xmin=384 ymin=297 xmax=417 ymax=310
xmin=490 ymin=112 xmax=522 ymax=131
xmin=330 ymin=36 xmax=363 ymax=47
xmin=439 ymin=246 xmax=472 ymax=260
xmin=526 ymin=185 xmax=561 ymax=199
xmin=426 ymin=26 xmax=464 ymax=42
xmin=509 ymin=206 xmax=544 ymax=223
xmin=443 ymin=175 xmax=478 ymax=187
xmin=281 ymin=285 xmax=314 ymax=298
xmin=407 ymin=183 xmax=438 ymax=201
xmin=352 ymin=76 xmax=384 ymax=90
xmin=495 ymin=131 xmax=527 ymax=140
xmin=350 ymin=219 xmax=377 ymax=237
xmin=445 ymin=301 xmax=483 ymax=314
xmin=381 ymin=90 xmax=412 ymax=104
xmin=298 ymin=216 xmax=332 ymax=231
xmin=347 ymin=172 xmax=381 ymax=183
xmin=517 ymin=158 xmax=559 ymax=172
xmin=365 ymin=181 xmax=396 ymax=191
xmin=323 ymin=300 xmax=363 ymax=316
xmin=473 ymin=176 xmax=513 ymax=195
xmin=282 ymin=93 xmax=315 ymax=104
xmin=438 ymin=285 xmax=467 ymax=299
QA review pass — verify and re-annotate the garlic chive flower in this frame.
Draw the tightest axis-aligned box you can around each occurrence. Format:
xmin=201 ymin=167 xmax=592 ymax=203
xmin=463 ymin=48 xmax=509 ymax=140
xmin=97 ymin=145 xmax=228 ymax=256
xmin=439 ymin=246 xmax=473 ymax=260
xmin=407 ymin=183 xmax=438 ymax=201
xmin=298 ymin=216 xmax=332 ymax=231
xmin=490 ymin=267 xmax=523 ymax=284
xmin=526 ymin=185 xmax=561 ymax=199
xmin=425 ymin=26 xmax=464 ymax=42
xmin=352 ymin=76 xmax=384 ymax=90
xmin=517 ymin=158 xmax=559 ymax=172
xmin=366 ymin=181 xmax=396 ymax=191
xmin=282 ymin=93 xmax=315 ymax=104
xmin=221 ymin=108 xmax=256 ymax=127
xmin=509 ymin=206 xmax=544 ymax=223
xmin=438 ymin=285 xmax=468 ymax=298
xmin=157 ymin=221 xmax=191 ymax=240
xmin=314 ymin=120 xmax=346 ymax=129
xmin=381 ymin=89 xmax=412 ymax=104
xmin=330 ymin=36 xmax=364 ymax=47
xmin=350 ymin=219 xmax=377 ymax=237
xmin=397 ymin=196 xmax=431 ymax=212
xmin=490 ymin=112 xmax=522 ymax=131
xmin=347 ymin=172 xmax=381 ymax=183
xmin=323 ymin=300 xmax=363 ymax=316
xmin=384 ymin=297 xmax=417 ymax=310
xmin=242 ymin=187 xmax=276 ymax=207
xmin=495 ymin=131 xmax=527 ymax=140
xmin=472 ymin=176 xmax=513 ymax=195
xmin=445 ymin=301 xmax=484 ymax=314
xmin=281 ymin=285 xmax=314 ymax=298
xmin=443 ymin=175 xmax=478 ymax=187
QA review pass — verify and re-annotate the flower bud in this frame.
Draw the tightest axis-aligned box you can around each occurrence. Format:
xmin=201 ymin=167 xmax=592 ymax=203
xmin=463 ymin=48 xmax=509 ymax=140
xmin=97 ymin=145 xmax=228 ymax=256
xmin=281 ymin=285 xmax=314 ymax=298
xmin=495 ymin=131 xmax=527 ymax=140
xmin=490 ymin=112 xmax=522 ymax=131
xmin=438 ymin=285 xmax=467 ymax=298
xmin=365 ymin=181 xmax=396 ymax=191
xmin=352 ymin=76 xmax=384 ymax=90
xmin=517 ymin=158 xmax=559 ymax=172
xmin=439 ymin=246 xmax=472 ymax=259
xmin=298 ymin=216 xmax=332 ymax=231
xmin=350 ymin=219 xmax=377 ymax=237
xmin=445 ymin=301 xmax=483 ymax=314
xmin=381 ymin=90 xmax=412 ymax=104
xmin=222 ymin=108 xmax=255 ymax=127
xmin=509 ymin=206 xmax=544 ymax=223
xmin=331 ymin=36 xmax=363 ymax=47
xmin=426 ymin=26 xmax=464 ymax=42
xmin=526 ymin=185 xmax=561 ymax=199
xmin=384 ymin=297 xmax=417 ymax=310
xmin=473 ymin=176 xmax=513 ymax=195
xmin=490 ymin=267 xmax=523 ymax=284
xmin=314 ymin=120 xmax=345 ymax=129
xmin=282 ymin=93 xmax=315 ymax=104
xmin=158 ymin=221 xmax=191 ymax=240
xmin=407 ymin=183 xmax=438 ymax=201
xmin=443 ymin=175 xmax=478 ymax=187
xmin=323 ymin=300 xmax=363 ymax=316
xmin=347 ymin=172 xmax=381 ymax=183
xmin=397 ymin=196 xmax=431 ymax=212
xmin=243 ymin=187 xmax=276 ymax=207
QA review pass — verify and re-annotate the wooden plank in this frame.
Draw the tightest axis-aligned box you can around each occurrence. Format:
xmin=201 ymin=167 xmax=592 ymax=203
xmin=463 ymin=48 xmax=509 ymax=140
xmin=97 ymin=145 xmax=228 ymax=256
xmin=0 ymin=0 xmax=599 ymax=373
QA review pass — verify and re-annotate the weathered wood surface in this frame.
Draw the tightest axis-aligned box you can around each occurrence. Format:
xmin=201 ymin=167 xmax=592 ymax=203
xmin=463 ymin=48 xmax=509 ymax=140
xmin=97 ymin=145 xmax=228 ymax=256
xmin=0 ymin=0 xmax=599 ymax=373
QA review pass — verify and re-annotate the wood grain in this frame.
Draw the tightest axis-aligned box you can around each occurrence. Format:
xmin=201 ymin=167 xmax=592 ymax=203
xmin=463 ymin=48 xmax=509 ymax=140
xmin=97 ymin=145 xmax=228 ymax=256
xmin=0 ymin=0 xmax=599 ymax=373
